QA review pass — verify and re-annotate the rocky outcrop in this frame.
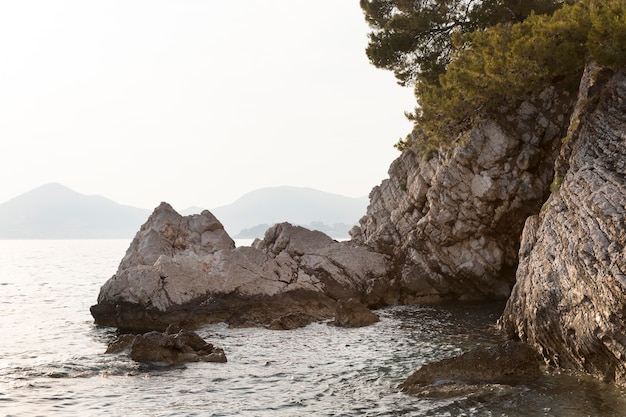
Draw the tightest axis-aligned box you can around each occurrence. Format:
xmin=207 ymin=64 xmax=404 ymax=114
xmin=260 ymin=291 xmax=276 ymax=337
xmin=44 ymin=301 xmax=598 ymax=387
xmin=400 ymin=341 xmax=542 ymax=397
xmin=91 ymin=203 xmax=392 ymax=331
xmin=351 ymin=88 xmax=576 ymax=303
xmin=499 ymin=66 xmax=626 ymax=385
xmin=105 ymin=325 xmax=226 ymax=364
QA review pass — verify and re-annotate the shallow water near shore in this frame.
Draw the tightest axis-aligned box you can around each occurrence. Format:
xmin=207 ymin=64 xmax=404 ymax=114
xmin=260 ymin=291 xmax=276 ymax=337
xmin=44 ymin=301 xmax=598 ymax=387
xmin=1 ymin=239 xmax=626 ymax=416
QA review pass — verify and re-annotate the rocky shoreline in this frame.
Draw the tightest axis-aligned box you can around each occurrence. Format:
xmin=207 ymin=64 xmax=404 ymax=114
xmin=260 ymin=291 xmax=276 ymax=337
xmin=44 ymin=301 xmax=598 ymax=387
xmin=91 ymin=65 xmax=626 ymax=390
xmin=90 ymin=203 xmax=390 ymax=331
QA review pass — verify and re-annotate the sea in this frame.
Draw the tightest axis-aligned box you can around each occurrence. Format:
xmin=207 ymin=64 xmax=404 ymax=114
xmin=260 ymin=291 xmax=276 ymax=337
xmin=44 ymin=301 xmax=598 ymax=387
xmin=1 ymin=239 xmax=626 ymax=417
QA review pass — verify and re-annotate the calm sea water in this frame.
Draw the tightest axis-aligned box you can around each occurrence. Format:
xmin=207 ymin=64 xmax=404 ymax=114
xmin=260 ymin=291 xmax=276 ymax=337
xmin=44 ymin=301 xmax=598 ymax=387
xmin=1 ymin=239 xmax=626 ymax=417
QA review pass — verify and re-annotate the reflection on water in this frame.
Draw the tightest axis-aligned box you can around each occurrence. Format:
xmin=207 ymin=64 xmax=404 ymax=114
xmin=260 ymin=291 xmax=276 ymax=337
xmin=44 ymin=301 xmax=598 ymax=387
xmin=1 ymin=240 xmax=626 ymax=416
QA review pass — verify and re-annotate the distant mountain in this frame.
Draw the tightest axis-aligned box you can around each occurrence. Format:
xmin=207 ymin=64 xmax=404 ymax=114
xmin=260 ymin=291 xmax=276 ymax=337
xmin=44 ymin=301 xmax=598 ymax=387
xmin=210 ymin=186 xmax=368 ymax=238
xmin=0 ymin=183 xmax=368 ymax=240
xmin=0 ymin=183 xmax=150 ymax=239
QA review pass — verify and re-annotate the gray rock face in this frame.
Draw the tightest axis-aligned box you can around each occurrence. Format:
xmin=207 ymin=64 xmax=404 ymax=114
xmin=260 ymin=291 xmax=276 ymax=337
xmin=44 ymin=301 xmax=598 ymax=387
xmin=117 ymin=202 xmax=236 ymax=273
xmin=351 ymin=88 xmax=575 ymax=303
xmin=91 ymin=205 xmax=391 ymax=330
xmin=499 ymin=67 xmax=626 ymax=386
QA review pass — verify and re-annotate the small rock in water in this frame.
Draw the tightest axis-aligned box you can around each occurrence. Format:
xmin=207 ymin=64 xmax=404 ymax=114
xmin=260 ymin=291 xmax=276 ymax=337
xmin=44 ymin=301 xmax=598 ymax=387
xmin=104 ymin=334 xmax=136 ymax=354
xmin=268 ymin=312 xmax=317 ymax=330
xmin=105 ymin=327 xmax=227 ymax=365
xmin=329 ymin=299 xmax=379 ymax=328
xmin=400 ymin=341 xmax=542 ymax=397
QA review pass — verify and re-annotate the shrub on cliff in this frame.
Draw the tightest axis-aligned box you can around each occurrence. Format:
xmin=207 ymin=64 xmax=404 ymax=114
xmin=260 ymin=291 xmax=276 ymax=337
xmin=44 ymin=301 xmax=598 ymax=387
xmin=387 ymin=0 xmax=626 ymax=152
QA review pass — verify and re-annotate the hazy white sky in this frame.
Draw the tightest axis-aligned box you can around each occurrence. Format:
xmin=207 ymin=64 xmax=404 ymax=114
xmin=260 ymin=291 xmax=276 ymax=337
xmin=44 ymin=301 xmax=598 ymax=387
xmin=1 ymin=1 xmax=414 ymax=210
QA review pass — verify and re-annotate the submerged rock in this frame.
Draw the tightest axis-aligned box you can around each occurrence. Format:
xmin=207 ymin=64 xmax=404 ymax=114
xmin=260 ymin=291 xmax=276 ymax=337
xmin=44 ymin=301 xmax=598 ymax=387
xmin=267 ymin=312 xmax=317 ymax=331
xmin=400 ymin=341 xmax=542 ymax=397
xmin=91 ymin=205 xmax=390 ymax=331
xmin=329 ymin=298 xmax=380 ymax=328
xmin=499 ymin=66 xmax=626 ymax=386
xmin=106 ymin=327 xmax=227 ymax=365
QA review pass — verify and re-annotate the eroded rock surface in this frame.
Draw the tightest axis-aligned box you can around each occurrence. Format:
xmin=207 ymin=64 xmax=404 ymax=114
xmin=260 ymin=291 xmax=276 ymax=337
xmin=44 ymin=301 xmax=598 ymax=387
xmin=351 ymin=89 xmax=575 ymax=303
xmin=499 ymin=67 xmax=626 ymax=386
xmin=91 ymin=205 xmax=391 ymax=330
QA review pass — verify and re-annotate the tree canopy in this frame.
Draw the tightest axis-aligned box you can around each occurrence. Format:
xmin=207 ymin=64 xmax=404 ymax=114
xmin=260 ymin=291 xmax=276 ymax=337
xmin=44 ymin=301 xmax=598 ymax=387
xmin=360 ymin=0 xmax=569 ymax=86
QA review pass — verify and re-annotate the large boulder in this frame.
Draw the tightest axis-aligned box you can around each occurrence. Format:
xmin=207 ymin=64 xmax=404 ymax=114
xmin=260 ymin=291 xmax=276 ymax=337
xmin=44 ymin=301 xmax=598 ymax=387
xmin=91 ymin=206 xmax=391 ymax=331
xmin=499 ymin=66 xmax=626 ymax=385
xmin=351 ymin=88 xmax=575 ymax=303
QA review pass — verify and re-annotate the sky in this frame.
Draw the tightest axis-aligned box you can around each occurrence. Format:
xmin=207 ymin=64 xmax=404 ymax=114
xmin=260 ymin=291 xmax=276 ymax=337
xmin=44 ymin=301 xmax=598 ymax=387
xmin=0 ymin=1 xmax=415 ymax=211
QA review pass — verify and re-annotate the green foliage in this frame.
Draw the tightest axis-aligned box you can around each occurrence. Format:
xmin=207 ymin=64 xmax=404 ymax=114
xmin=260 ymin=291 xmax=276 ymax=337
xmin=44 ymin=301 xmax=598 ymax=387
xmin=360 ymin=0 xmax=567 ymax=85
xmin=587 ymin=0 xmax=626 ymax=68
xmin=394 ymin=132 xmax=414 ymax=151
xmin=424 ymin=147 xmax=439 ymax=161
xmin=412 ymin=0 xmax=626 ymax=150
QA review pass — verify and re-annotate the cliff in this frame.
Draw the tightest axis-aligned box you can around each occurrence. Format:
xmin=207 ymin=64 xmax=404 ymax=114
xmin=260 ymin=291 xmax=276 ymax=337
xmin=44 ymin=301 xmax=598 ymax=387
xmin=351 ymin=86 xmax=575 ymax=303
xmin=499 ymin=65 xmax=626 ymax=385
xmin=354 ymin=62 xmax=626 ymax=386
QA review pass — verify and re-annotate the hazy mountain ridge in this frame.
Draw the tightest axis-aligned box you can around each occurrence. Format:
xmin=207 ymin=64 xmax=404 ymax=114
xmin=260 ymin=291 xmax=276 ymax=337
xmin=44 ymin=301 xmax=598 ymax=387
xmin=235 ymin=221 xmax=356 ymax=239
xmin=210 ymin=186 xmax=368 ymax=238
xmin=0 ymin=184 xmax=367 ymax=239
xmin=0 ymin=183 xmax=150 ymax=239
